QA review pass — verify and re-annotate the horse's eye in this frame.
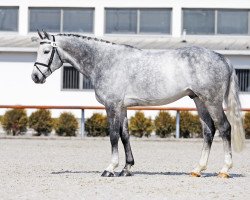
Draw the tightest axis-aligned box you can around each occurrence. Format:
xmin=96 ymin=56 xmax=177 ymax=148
xmin=44 ymin=50 xmax=50 ymax=54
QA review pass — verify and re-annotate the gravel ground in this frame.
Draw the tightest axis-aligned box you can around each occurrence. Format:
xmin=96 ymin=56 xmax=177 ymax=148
xmin=0 ymin=137 xmax=249 ymax=200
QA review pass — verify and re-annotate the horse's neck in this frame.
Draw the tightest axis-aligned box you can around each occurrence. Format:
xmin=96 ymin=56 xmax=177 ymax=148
xmin=58 ymin=36 xmax=99 ymax=78
xmin=57 ymin=36 xmax=126 ymax=83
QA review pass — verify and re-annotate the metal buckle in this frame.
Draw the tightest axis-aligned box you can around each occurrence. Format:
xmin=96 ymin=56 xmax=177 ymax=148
xmin=51 ymin=42 xmax=57 ymax=47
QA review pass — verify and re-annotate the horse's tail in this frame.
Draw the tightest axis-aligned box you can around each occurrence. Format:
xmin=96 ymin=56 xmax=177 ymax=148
xmin=224 ymin=59 xmax=245 ymax=152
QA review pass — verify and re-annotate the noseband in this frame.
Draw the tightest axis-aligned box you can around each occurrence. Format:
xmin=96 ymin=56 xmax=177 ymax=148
xmin=34 ymin=35 xmax=63 ymax=79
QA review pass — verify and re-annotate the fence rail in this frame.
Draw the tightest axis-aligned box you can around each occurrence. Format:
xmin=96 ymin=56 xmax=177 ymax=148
xmin=1 ymin=105 xmax=250 ymax=138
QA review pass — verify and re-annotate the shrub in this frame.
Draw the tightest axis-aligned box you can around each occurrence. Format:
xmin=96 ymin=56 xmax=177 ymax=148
xmin=1 ymin=109 xmax=28 ymax=135
xmin=180 ymin=111 xmax=202 ymax=138
xmin=155 ymin=111 xmax=175 ymax=138
xmin=55 ymin=112 xmax=78 ymax=136
xmin=129 ymin=111 xmax=154 ymax=137
xmin=29 ymin=109 xmax=53 ymax=136
xmin=244 ymin=112 xmax=250 ymax=139
xmin=85 ymin=113 xmax=108 ymax=137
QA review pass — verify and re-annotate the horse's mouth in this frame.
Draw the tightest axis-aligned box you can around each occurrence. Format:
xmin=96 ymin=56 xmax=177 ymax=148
xmin=35 ymin=79 xmax=46 ymax=84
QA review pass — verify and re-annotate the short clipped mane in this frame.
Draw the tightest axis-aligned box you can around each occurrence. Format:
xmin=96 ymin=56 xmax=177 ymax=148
xmin=56 ymin=33 xmax=139 ymax=50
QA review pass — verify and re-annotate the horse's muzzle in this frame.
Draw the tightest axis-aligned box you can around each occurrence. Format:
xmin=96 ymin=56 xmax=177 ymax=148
xmin=31 ymin=73 xmax=46 ymax=84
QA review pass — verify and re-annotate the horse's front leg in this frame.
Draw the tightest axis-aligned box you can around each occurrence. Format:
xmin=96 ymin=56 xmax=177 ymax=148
xmin=101 ymin=105 xmax=121 ymax=177
xmin=119 ymin=107 xmax=134 ymax=176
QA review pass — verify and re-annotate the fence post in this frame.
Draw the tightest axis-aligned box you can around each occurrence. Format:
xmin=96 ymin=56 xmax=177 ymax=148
xmin=81 ymin=109 xmax=85 ymax=138
xmin=176 ymin=110 xmax=180 ymax=138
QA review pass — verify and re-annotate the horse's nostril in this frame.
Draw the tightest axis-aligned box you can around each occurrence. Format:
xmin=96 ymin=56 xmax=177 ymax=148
xmin=34 ymin=74 xmax=39 ymax=81
xmin=32 ymin=73 xmax=39 ymax=83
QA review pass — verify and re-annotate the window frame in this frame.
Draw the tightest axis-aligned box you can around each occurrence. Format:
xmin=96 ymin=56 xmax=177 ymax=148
xmin=104 ymin=8 xmax=172 ymax=36
xmin=28 ymin=7 xmax=94 ymax=33
xmin=0 ymin=6 xmax=19 ymax=33
xmin=182 ymin=8 xmax=250 ymax=36
xmin=61 ymin=65 xmax=94 ymax=91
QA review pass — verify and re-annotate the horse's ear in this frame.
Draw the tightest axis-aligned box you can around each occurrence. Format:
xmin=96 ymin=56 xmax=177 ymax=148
xmin=37 ymin=29 xmax=43 ymax=39
xmin=42 ymin=29 xmax=51 ymax=40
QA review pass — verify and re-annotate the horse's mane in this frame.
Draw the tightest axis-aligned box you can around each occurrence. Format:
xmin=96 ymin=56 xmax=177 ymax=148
xmin=56 ymin=33 xmax=139 ymax=50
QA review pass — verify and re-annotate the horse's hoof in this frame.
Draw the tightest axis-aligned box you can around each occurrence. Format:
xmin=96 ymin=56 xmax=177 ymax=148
xmin=119 ymin=169 xmax=133 ymax=177
xmin=218 ymin=172 xmax=230 ymax=178
xmin=190 ymin=172 xmax=201 ymax=177
xmin=101 ymin=170 xmax=115 ymax=177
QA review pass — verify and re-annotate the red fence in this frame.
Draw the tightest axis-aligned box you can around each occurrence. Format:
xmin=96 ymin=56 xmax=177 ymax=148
xmin=0 ymin=105 xmax=249 ymax=138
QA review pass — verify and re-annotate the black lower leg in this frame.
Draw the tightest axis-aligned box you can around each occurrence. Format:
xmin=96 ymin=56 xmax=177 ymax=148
xmin=119 ymin=112 xmax=134 ymax=176
xmin=120 ymin=116 xmax=134 ymax=167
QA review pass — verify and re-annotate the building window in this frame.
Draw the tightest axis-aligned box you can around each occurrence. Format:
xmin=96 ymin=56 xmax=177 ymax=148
xmin=63 ymin=66 xmax=80 ymax=89
xmin=236 ymin=69 xmax=250 ymax=92
xmin=0 ymin=7 xmax=18 ymax=31
xmin=139 ymin=9 xmax=171 ymax=34
xmin=62 ymin=66 xmax=94 ymax=90
xmin=30 ymin=8 xmax=60 ymax=32
xmin=29 ymin=7 xmax=94 ymax=33
xmin=183 ymin=9 xmax=250 ymax=35
xmin=105 ymin=8 xmax=171 ymax=34
xmin=183 ymin=9 xmax=215 ymax=35
xmin=217 ymin=10 xmax=248 ymax=34
xmin=106 ymin=9 xmax=137 ymax=34
xmin=63 ymin=8 xmax=93 ymax=32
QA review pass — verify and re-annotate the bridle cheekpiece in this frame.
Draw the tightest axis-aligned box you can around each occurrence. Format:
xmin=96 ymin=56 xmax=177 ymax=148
xmin=34 ymin=35 xmax=63 ymax=79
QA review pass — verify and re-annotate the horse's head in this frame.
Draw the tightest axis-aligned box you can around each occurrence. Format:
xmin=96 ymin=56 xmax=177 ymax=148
xmin=31 ymin=30 xmax=63 ymax=83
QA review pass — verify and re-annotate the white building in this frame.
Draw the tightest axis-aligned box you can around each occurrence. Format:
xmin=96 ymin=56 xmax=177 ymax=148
xmin=0 ymin=0 xmax=250 ymax=119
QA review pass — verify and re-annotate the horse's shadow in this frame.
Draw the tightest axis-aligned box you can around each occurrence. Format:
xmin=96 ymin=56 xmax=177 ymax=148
xmin=134 ymin=171 xmax=244 ymax=178
xmin=51 ymin=170 xmax=244 ymax=178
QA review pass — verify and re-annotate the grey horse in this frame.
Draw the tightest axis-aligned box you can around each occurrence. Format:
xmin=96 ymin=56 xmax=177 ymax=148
xmin=32 ymin=30 xmax=245 ymax=178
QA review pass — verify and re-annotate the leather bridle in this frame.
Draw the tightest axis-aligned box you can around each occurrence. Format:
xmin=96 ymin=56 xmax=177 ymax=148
xmin=34 ymin=35 xmax=63 ymax=79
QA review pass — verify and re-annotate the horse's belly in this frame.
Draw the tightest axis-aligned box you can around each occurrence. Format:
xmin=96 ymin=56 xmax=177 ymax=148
xmin=124 ymin=89 xmax=189 ymax=107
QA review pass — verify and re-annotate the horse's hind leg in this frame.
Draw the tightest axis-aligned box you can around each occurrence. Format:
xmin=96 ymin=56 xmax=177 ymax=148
xmin=191 ymin=97 xmax=216 ymax=177
xmin=205 ymin=101 xmax=232 ymax=178
xmin=118 ymin=107 xmax=134 ymax=176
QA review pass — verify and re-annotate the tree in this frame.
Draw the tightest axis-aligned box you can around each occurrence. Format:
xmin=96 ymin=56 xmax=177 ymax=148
xmin=155 ymin=111 xmax=175 ymax=138
xmin=244 ymin=112 xmax=250 ymax=139
xmin=85 ymin=113 xmax=109 ymax=137
xmin=1 ymin=109 xmax=28 ymax=135
xmin=129 ymin=111 xmax=154 ymax=137
xmin=180 ymin=111 xmax=202 ymax=138
xmin=29 ymin=109 xmax=53 ymax=136
xmin=55 ymin=112 xmax=78 ymax=136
